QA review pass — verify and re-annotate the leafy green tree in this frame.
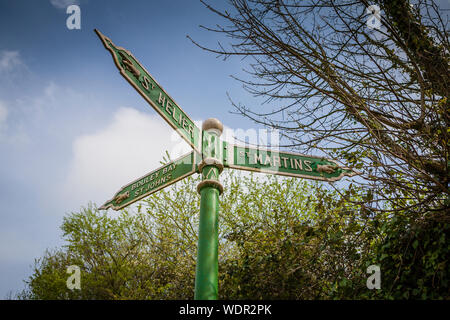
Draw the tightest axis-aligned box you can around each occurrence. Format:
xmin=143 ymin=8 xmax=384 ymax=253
xmin=367 ymin=213 xmax=449 ymax=299
xmin=19 ymin=170 xmax=448 ymax=299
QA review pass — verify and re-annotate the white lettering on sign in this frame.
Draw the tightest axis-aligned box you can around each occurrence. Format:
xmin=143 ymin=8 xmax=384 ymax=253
xmin=131 ymin=163 xmax=176 ymax=192
xmin=141 ymin=76 xmax=154 ymax=91
xmin=304 ymin=160 xmax=313 ymax=172
xmin=134 ymin=174 xmax=172 ymax=196
xmin=254 ymin=153 xmax=263 ymax=165
xmin=293 ymin=158 xmax=302 ymax=170
xmin=238 ymin=151 xmax=321 ymax=173
xmin=273 ymin=156 xmax=281 ymax=167
xmin=157 ymin=92 xmax=194 ymax=138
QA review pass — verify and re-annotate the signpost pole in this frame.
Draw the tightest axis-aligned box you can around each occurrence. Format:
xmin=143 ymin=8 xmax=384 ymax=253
xmin=194 ymin=119 xmax=224 ymax=300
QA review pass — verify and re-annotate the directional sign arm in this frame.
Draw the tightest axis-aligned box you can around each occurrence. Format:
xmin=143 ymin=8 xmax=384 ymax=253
xmin=222 ymin=142 xmax=359 ymax=182
xmin=95 ymin=29 xmax=202 ymax=153
xmin=100 ymin=151 xmax=198 ymax=211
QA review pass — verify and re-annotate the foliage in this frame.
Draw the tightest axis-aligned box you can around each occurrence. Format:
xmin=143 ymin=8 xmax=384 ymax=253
xmin=367 ymin=214 xmax=449 ymax=299
xmin=218 ymin=173 xmax=376 ymax=299
xmin=19 ymin=171 xmax=448 ymax=300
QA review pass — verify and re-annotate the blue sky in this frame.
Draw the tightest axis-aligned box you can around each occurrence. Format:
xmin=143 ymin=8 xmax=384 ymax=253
xmin=0 ymin=0 xmax=269 ymax=297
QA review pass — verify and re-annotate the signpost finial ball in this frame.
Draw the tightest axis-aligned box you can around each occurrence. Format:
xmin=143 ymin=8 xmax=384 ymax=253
xmin=202 ymin=118 xmax=223 ymax=135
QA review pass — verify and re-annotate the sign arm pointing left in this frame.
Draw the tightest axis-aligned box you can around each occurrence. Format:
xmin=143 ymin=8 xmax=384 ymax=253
xmin=99 ymin=151 xmax=198 ymax=211
xmin=94 ymin=29 xmax=202 ymax=154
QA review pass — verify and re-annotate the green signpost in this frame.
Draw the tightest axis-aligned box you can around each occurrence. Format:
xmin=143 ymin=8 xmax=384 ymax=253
xmin=95 ymin=30 xmax=359 ymax=300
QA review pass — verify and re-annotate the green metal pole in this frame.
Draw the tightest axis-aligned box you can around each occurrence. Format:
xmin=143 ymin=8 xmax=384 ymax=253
xmin=195 ymin=172 xmax=220 ymax=299
xmin=195 ymin=119 xmax=224 ymax=300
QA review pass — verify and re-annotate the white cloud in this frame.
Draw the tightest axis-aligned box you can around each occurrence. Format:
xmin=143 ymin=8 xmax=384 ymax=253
xmin=0 ymin=51 xmax=24 ymax=74
xmin=50 ymin=0 xmax=79 ymax=9
xmin=0 ymin=50 xmax=30 ymax=88
xmin=60 ymin=107 xmax=193 ymax=209
xmin=0 ymin=81 xmax=77 ymax=145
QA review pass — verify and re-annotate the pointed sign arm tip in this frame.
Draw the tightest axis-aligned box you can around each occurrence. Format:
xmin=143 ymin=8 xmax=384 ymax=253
xmin=98 ymin=203 xmax=110 ymax=211
xmin=94 ymin=29 xmax=109 ymax=46
xmin=341 ymin=167 xmax=362 ymax=177
xmin=93 ymin=28 xmax=101 ymax=39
